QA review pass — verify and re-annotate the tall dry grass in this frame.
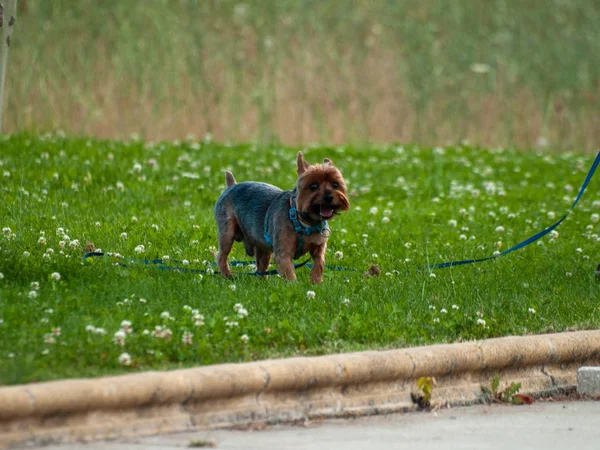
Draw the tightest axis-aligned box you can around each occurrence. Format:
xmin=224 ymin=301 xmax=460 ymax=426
xmin=5 ymin=0 xmax=600 ymax=149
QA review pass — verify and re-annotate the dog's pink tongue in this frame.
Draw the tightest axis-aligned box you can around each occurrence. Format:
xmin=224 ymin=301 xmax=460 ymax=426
xmin=321 ymin=206 xmax=334 ymax=218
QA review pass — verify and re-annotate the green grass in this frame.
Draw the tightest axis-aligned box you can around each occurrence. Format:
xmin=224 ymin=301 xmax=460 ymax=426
xmin=7 ymin=0 xmax=600 ymax=148
xmin=1 ymin=134 xmax=600 ymax=385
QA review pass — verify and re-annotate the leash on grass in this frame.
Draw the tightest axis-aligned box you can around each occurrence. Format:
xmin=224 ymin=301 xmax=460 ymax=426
xmin=81 ymin=252 xmax=355 ymax=276
xmin=430 ymin=151 xmax=600 ymax=270
xmin=83 ymin=151 xmax=600 ymax=276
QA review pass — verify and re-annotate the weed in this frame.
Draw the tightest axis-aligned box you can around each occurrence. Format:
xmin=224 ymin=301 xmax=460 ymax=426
xmin=411 ymin=376 xmax=437 ymax=409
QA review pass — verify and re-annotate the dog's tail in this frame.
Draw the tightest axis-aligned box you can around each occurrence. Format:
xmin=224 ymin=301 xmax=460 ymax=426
xmin=225 ymin=171 xmax=237 ymax=188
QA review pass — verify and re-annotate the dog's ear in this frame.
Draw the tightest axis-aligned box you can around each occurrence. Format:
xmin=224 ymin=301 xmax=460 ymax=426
xmin=297 ymin=152 xmax=310 ymax=175
xmin=323 ymin=158 xmax=334 ymax=166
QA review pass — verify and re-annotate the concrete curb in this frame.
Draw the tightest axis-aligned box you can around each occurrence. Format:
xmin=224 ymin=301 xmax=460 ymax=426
xmin=2 ymin=330 xmax=600 ymax=448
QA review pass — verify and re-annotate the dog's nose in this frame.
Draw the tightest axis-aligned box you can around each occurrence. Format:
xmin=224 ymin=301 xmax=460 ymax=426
xmin=324 ymin=193 xmax=334 ymax=204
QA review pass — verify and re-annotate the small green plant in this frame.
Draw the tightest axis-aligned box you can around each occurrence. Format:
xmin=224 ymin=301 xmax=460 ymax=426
xmin=481 ymin=375 xmax=530 ymax=404
xmin=411 ymin=376 xmax=437 ymax=409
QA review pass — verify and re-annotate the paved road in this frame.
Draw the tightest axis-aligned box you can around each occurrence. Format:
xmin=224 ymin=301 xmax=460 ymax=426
xmin=35 ymin=400 xmax=600 ymax=450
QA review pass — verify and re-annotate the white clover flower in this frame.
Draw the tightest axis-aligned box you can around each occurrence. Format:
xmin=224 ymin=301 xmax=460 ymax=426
xmin=118 ymin=352 xmax=132 ymax=366
xmin=94 ymin=327 xmax=107 ymax=335
xmin=448 ymin=219 xmax=457 ymax=227
xmin=120 ymin=320 xmax=132 ymax=333
xmin=38 ymin=236 xmax=47 ymax=245
xmin=31 ymin=281 xmax=40 ymax=290
xmin=114 ymin=330 xmax=126 ymax=346
xmin=151 ymin=224 xmax=159 ymax=231
xmin=575 ymin=248 xmax=583 ymax=254
xmin=28 ymin=290 xmax=37 ymax=299
xmin=69 ymin=239 xmax=80 ymax=249
xmin=160 ymin=311 xmax=171 ymax=320
xmin=182 ymin=331 xmax=193 ymax=346
xmin=152 ymin=325 xmax=163 ymax=338
xmin=495 ymin=226 xmax=505 ymax=233
xmin=229 ymin=284 xmax=236 ymax=291
xmin=452 ymin=304 xmax=459 ymax=310
xmin=334 ymin=251 xmax=343 ymax=260
xmin=371 ymin=253 xmax=378 ymax=259
xmin=95 ymin=221 xmax=101 ymax=227
xmin=591 ymin=214 xmax=600 ymax=224
xmin=237 ymin=308 xmax=248 ymax=318
xmin=23 ymin=251 xmax=31 ymax=257
xmin=528 ymin=308 xmax=536 ymax=314
xmin=120 ymin=232 xmax=128 ymax=240
xmin=182 ymin=259 xmax=190 ymax=266
xmin=0 ymin=273 xmax=4 ymax=280
xmin=459 ymin=234 xmax=467 ymax=240
xmin=547 ymin=211 xmax=556 ymax=220
xmin=429 ymin=273 xmax=436 ymax=278
xmin=85 ymin=324 xmax=95 ymax=333
xmin=46 ymin=248 xmax=54 ymax=255
xmin=194 ymin=314 xmax=205 ymax=327
xmin=440 ymin=308 xmax=448 ymax=314
xmin=51 ymin=272 xmax=61 ymax=281
xmin=306 ymin=290 xmax=316 ymax=300
xmin=566 ymin=272 xmax=572 ymax=277
xmin=240 ymin=334 xmax=249 ymax=344
xmin=133 ymin=162 xmax=142 ymax=173
xmin=2 ymin=227 xmax=11 ymax=237
xmin=369 ymin=206 xmax=379 ymax=215
xmin=131 ymin=216 xmax=138 ymax=223
xmin=162 ymin=255 xmax=170 ymax=262
xmin=382 ymin=216 xmax=390 ymax=224
xmin=134 ymin=244 xmax=145 ymax=254
xmin=550 ymin=230 xmax=559 ymax=239
xmin=404 ymin=242 xmax=412 ymax=249
xmin=476 ymin=318 xmax=486 ymax=326
xmin=44 ymin=334 xmax=56 ymax=344
xmin=52 ymin=327 xmax=61 ymax=336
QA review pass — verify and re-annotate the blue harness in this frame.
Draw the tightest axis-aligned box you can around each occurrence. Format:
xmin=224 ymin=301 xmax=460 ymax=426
xmin=264 ymin=197 xmax=328 ymax=259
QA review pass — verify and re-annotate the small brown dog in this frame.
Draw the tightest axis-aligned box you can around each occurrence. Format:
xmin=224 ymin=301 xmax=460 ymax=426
xmin=214 ymin=152 xmax=349 ymax=284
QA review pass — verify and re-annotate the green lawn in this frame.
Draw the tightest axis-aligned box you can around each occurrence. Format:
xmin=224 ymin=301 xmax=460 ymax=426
xmin=1 ymin=134 xmax=600 ymax=385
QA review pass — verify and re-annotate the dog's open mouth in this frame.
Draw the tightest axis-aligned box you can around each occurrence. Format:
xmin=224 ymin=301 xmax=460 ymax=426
xmin=319 ymin=204 xmax=335 ymax=219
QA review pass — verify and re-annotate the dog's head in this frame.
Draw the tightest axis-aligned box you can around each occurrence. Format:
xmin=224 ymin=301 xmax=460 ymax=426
xmin=295 ymin=152 xmax=350 ymax=222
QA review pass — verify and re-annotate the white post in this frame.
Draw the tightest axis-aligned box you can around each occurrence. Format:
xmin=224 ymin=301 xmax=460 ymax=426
xmin=0 ymin=0 xmax=17 ymax=133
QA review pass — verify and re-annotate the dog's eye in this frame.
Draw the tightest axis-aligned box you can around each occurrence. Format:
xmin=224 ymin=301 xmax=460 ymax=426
xmin=309 ymin=183 xmax=319 ymax=192
xmin=331 ymin=182 xmax=339 ymax=189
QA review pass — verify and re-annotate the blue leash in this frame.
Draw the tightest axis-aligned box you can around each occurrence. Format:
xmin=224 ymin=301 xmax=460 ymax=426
xmin=82 ymin=252 xmax=354 ymax=276
xmin=431 ymin=151 xmax=600 ymax=269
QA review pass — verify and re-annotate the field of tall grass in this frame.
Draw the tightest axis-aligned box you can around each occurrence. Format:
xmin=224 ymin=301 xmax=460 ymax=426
xmin=6 ymin=0 xmax=600 ymax=149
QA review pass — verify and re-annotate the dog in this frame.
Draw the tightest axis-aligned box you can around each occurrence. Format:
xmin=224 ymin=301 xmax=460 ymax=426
xmin=214 ymin=152 xmax=349 ymax=284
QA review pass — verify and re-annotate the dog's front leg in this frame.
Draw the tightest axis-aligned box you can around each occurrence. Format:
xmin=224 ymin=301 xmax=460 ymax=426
xmin=274 ymin=253 xmax=297 ymax=281
xmin=309 ymin=244 xmax=326 ymax=284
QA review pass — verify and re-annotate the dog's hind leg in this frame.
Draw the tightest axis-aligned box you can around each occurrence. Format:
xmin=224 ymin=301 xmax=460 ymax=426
xmin=215 ymin=208 xmax=238 ymax=278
